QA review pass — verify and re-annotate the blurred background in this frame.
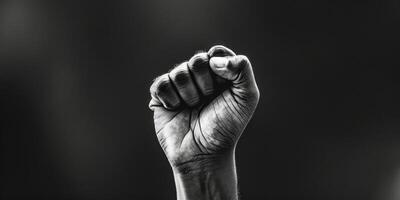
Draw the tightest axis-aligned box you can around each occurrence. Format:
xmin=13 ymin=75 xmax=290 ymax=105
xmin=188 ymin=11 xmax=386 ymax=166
xmin=1 ymin=0 xmax=400 ymax=199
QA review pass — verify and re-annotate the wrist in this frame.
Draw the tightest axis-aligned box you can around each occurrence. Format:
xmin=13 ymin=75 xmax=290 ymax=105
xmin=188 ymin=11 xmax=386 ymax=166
xmin=172 ymin=152 xmax=238 ymax=200
xmin=172 ymin=151 xmax=234 ymax=174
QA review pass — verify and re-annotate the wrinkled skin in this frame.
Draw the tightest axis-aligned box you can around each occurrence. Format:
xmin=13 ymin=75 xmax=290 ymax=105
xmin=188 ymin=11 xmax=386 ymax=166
xmin=149 ymin=45 xmax=259 ymax=171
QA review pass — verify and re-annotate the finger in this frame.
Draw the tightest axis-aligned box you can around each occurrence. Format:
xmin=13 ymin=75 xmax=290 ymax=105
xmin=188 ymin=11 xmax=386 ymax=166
xmin=149 ymin=73 xmax=181 ymax=110
xmin=169 ymin=62 xmax=201 ymax=107
xmin=208 ymin=45 xmax=236 ymax=88
xmin=208 ymin=45 xmax=236 ymax=57
xmin=187 ymin=52 xmax=215 ymax=96
xmin=209 ymin=55 xmax=259 ymax=100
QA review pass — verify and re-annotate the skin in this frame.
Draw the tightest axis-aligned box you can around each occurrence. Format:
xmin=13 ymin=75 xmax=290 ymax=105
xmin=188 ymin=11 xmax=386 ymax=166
xmin=149 ymin=45 xmax=259 ymax=200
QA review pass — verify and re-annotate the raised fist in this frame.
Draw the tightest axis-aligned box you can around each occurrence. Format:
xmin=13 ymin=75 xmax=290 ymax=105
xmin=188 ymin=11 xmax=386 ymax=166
xmin=149 ymin=45 xmax=259 ymax=173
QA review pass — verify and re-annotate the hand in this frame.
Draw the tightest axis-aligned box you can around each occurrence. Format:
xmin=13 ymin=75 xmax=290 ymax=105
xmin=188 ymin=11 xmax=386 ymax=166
xmin=149 ymin=45 xmax=259 ymax=200
xmin=149 ymin=45 xmax=259 ymax=172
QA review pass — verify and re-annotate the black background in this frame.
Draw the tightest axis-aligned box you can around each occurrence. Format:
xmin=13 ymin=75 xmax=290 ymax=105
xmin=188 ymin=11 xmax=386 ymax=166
xmin=1 ymin=0 xmax=400 ymax=199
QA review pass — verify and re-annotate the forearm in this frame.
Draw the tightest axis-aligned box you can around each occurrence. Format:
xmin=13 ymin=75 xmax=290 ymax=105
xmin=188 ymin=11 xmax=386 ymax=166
xmin=150 ymin=45 xmax=258 ymax=200
xmin=172 ymin=154 xmax=238 ymax=200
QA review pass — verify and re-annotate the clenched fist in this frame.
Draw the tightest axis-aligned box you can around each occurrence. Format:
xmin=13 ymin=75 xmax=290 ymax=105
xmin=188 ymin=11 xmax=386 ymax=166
xmin=149 ymin=45 xmax=259 ymax=175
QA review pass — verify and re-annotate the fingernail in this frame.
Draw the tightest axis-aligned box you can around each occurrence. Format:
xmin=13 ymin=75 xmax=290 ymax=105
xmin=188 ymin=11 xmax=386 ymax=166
xmin=210 ymin=57 xmax=228 ymax=68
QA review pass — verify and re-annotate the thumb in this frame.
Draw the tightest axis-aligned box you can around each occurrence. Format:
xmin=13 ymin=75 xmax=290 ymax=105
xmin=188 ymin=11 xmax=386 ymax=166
xmin=209 ymin=55 xmax=259 ymax=100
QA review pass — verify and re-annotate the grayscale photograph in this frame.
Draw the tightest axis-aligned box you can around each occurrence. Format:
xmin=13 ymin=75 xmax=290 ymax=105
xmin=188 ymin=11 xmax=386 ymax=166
xmin=1 ymin=1 xmax=399 ymax=199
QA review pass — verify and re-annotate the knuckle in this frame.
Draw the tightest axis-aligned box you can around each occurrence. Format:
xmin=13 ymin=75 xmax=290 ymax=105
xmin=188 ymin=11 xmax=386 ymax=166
xmin=150 ymin=76 xmax=162 ymax=95
xmin=188 ymin=53 xmax=208 ymax=68
xmin=170 ymin=67 xmax=190 ymax=86
xmin=208 ymin=45 xmax=235 ymax=57
xmin=208 ymin=46 xmax=224 ymax=57
xmin=151 ymin=74 xmax=170 ymax=95
xmin=210 ymin=45 xmax=226 ymax=51
xmin=150 ymin=83 xmax=157 ymax=96
xmin=156 ymin=78 xmax=171 ymax=94
xmin=210 ymin=45 xmax=227 ymax=52
xmin=188 ymin=56 xmax=209 ymax=74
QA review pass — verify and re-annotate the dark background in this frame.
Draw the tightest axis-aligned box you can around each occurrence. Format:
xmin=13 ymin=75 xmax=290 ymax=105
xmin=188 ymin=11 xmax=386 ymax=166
xmin=1 ymin=0 xmax=400 ymax=199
